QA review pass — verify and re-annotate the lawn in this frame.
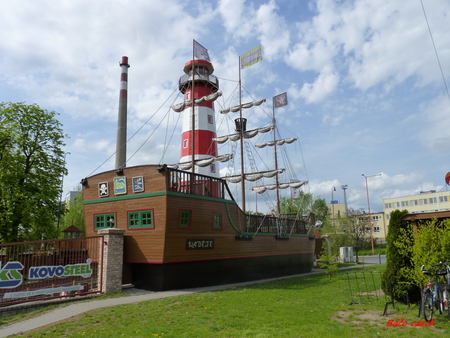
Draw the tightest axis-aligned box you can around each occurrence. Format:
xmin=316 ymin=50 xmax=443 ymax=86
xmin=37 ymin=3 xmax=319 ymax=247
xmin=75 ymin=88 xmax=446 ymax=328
xmin=9 ymin=265 xmax=450 ymax=337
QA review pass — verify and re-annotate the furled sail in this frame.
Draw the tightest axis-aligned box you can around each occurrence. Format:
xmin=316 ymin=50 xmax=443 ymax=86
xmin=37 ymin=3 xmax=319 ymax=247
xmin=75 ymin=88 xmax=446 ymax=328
xmin=222 ymin=169 xmax=284 ymax=183
xmin=255 ymin=137 xmax=298 ymax=148
xmin=219 ymin=98 xmax=266 ymax=114
xmin=213 ymin=126 xmax=273 ymax=144
xmin=171 ymin=91 xmax=223 ymax=112
xmin=251 ymin=180 xmax=308 ymax=194
xmin=167 ymin=154 xmax=233 ymax=170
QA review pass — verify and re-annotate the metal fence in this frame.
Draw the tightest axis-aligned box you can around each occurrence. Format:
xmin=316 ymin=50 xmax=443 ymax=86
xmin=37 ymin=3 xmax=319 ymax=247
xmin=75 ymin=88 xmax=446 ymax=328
xmin=343 ymin=271 xmax=383 ymax=305
xmin=0 ymin=236 xmax=104 ymax=307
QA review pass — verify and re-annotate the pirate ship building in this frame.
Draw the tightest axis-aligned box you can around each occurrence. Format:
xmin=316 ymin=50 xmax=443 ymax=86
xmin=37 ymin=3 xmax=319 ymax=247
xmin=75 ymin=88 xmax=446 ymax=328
xmin=82 ymin=50 xmax=316 ymax=291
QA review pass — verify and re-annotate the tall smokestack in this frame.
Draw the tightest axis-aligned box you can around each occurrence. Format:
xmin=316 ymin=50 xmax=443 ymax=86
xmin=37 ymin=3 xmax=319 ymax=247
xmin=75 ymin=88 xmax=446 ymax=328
xmin=115 ymin=56 xmax=130 ymax=170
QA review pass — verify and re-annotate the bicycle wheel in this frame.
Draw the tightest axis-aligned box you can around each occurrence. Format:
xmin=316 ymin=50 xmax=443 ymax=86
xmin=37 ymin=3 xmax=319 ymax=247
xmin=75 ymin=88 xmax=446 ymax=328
xmin=423 ymin=289 xmax=434 ymax=322
xmin=444 ymin=289 xmax=450 ymax=319
xmin=436 ymin=288 xmax=443 ymax=314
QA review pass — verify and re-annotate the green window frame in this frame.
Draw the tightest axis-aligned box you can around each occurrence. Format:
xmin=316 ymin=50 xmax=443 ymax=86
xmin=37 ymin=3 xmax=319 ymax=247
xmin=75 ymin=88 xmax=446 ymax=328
xmin=94 ymin=213 xmax=116 ymax=230
xmin=213 ymin=212 xmax=222 ymax=229
xmin=179 ymin=209 xmax=192 ymax=228
xmin=128 ymin=209 xmax=154 ymax=229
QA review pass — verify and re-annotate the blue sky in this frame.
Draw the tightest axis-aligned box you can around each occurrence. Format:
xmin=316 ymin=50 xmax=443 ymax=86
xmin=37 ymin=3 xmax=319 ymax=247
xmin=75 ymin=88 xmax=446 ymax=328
xmin=1 ymin=0 xmax=450 ymax=214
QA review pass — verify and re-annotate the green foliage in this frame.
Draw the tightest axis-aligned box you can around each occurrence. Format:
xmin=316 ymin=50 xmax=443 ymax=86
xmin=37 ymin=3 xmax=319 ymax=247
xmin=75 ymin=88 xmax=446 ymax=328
xmin=328 ymin=233 xmax=352 ymax=257
xmin=381 ymin=209 xmax=419 ymax=303
xmin=317 ymin=246 xmax=338 ymax=280
xmin=396 ymin=218 xmax=450 ymax=289
xmin=0 ymin=102 xmax=67 ymax=243
xmin=278 ymin=191 xmax=330 ymax=224
xmin=324 ymin=208 xmax=371 ymax=261
xmin=61 ymin=185 xmax=85 ymax=236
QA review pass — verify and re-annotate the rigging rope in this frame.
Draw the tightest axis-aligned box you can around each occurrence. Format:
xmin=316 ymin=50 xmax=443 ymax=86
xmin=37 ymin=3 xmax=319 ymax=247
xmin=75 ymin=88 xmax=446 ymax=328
xmin=420 ymin=0 xmax=450 ymax=102
xmin=86 ymin=87 xmax=180 ymax=177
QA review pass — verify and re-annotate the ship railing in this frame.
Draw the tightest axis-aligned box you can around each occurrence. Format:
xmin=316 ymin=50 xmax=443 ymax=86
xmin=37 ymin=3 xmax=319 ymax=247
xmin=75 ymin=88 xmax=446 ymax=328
xmin=245 ymin=214 xmax=307 ymax=235
xmin=167 ymin=167 xmax=235 ymax=201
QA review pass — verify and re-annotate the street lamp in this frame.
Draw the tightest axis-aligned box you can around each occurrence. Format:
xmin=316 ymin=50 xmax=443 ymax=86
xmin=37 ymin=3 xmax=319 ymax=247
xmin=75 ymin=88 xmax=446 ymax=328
xmin=341 ymin=185 xmax=348 ymax=216
xmin=361 ymin=173 xmax=382 ymax=255
xmin=331 ymin=186 xmax=336 ymax=226
xmin=57 ymin=152 xmax=71 ymax=231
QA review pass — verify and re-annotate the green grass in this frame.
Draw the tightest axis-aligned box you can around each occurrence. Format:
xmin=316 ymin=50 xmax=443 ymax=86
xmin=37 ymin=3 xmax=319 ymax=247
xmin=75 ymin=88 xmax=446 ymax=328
xmin=8 ymin=265 xmax=450 ymax=337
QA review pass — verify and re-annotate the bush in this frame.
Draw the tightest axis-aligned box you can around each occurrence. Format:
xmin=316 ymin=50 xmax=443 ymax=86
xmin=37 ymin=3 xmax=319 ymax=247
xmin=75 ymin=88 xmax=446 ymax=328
xmin=381 ymin=209 xmax=420 ymax=303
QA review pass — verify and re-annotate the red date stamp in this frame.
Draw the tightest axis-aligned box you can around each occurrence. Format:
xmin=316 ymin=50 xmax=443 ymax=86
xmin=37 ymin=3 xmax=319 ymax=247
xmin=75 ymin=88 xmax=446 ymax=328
xmin=386 ymin=319 xmax=435 ymax=327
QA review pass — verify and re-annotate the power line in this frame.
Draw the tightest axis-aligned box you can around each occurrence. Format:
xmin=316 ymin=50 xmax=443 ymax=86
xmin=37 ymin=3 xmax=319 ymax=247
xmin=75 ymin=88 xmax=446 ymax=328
xmin=420 ymin=0 xmax=450 ymax=102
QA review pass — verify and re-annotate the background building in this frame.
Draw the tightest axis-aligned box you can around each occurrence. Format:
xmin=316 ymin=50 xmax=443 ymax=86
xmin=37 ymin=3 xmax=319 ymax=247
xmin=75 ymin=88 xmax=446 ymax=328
xmin=382 ymin=190 xmax=450 ymax=223
xmin=326 ymin=202 xmax=387 ymax=243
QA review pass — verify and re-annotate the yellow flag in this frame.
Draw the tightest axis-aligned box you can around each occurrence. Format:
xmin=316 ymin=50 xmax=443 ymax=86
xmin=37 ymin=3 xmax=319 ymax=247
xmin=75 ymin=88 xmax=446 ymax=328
xmin=240 ymin=46 xmax=262 ymax=69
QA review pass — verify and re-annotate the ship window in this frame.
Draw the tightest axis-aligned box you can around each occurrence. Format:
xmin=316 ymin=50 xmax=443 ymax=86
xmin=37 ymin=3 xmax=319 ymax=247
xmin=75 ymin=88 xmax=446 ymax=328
xmin=213 ymin=212 xmax=222 ymax=229
xmin=128 ymin=209 xmax=154 ymax=229
xmin=179 ymin=209 xmax=192 ymax=228
xmin=94 ymin=213 xmax=116 ymax=230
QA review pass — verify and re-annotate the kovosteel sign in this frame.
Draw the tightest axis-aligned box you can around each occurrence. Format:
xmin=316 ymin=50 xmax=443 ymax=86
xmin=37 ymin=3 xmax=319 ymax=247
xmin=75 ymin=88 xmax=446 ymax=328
xmin=0 ymin=259 xmax=93 ymax=289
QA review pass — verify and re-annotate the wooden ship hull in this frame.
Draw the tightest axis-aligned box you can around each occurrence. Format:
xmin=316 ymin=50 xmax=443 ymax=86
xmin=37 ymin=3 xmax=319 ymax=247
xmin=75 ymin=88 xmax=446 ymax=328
xmin=82 ymin=164 xmax=316 ymax=291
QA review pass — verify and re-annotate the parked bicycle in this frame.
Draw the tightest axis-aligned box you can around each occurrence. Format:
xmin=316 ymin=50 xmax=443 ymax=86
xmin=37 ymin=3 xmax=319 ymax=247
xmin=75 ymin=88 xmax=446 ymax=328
xmin=420 ymin=262 xmax=450 ymax=322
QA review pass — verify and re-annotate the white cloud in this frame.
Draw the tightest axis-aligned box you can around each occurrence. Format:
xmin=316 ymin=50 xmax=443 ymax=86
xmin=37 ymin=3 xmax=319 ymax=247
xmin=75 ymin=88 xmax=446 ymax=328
xmin=1 ymin=0 xmax=450 ymax=216
xmin=299 ymin=71 xmax=339 ymax=103
xmin=420 ymin=95 xmax=450 ymax=154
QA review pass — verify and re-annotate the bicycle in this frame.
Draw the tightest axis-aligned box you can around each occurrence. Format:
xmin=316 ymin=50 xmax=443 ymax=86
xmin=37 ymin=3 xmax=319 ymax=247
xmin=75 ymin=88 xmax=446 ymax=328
xmin=438 ymin=262 xmax=450 ymax=319
xmin=420 ymin=262 xmax=450 ymax=321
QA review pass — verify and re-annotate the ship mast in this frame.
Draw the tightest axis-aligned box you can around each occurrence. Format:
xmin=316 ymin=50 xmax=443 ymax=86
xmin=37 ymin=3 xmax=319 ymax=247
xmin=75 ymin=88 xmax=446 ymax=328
xmin=272 ymin=102 xmax=281 ymax=216
xmin=238 ymin=58 xmax=246 ymax=214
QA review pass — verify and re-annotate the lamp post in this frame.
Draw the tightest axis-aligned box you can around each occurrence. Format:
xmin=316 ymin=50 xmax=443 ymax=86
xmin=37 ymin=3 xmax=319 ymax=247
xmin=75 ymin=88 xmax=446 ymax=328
xmin=331 ymin=186 xmax=336 ymax=226
xmin=57 ymin=152 xmax=71 ymax=231
xmin=361 ymin=173 xmax=381 ymax=255
xmin=341 ymin=184 xmax=348 ymax=216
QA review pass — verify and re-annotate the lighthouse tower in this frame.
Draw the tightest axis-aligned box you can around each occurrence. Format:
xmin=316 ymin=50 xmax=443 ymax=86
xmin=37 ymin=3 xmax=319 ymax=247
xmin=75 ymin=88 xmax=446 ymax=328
xmin=178 ymin=59 xmax=220 ymax=177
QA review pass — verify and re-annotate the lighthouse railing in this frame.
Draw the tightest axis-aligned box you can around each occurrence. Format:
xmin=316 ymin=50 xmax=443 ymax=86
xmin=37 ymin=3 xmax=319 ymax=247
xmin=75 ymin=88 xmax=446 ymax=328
xmin=179 ymin=74 xmax=219 ymax=87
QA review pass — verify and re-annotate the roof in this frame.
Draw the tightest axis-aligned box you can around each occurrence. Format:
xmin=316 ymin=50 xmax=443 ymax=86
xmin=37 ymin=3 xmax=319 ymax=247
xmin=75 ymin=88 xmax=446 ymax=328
xmin=61 ymin=225 xmax=82 ymax=233
xmin=402 ymin=210 xmax=450 ymax=222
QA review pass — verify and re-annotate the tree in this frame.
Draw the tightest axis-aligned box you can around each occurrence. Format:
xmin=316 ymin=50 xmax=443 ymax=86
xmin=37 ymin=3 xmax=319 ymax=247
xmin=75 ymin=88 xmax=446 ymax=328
xmin=61 ymin=185 xmax=85 ymax=236
xmin=319 ymin=208 xmax=374 ymax=261
xmin=381 ymin=209 xmax=419 ymax=303
xmin=0 ymin=102 xmax=68 ymax=243
xmin=278 ymin=191 xmax=330 ymax=225
xmin=392 ymin=217 xmax=450 ymax=303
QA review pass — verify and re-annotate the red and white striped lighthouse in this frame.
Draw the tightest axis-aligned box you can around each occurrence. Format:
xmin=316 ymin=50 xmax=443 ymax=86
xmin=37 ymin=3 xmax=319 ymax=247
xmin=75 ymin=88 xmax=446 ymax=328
xmin=178 ymin=59 xmax=220 ymax=177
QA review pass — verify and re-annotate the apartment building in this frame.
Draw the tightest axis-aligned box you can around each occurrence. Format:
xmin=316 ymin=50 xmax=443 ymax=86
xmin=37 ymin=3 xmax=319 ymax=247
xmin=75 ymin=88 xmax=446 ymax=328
xmin=382 ymin=190 xmax=450 ymax=223
xmin=327 ymin=202 xmax=387 ymax=242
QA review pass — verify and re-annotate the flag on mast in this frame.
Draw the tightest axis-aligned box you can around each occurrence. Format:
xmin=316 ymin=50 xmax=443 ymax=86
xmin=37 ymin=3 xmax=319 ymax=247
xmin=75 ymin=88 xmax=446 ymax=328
xmin=273 ymin=92 xmax=288 ymax=108
xmin=193 ymin=40 xmax=210 ymax=61
xmin=240 ymin=45 xmax=262 ymax=69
